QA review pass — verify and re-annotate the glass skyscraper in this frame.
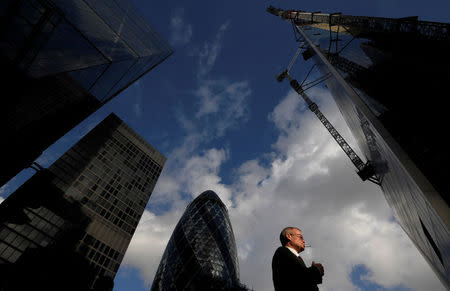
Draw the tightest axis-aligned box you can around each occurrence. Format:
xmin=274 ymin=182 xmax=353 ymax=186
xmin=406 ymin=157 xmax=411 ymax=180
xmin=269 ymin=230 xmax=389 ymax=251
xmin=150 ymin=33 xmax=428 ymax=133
xmin=0 ymin=0 xmax=172 ymax=186
xmin=152 ymin=190 xmax=248 ymax=291
xmin=268 ymin=7 xmax=450 ymax=288
xmin=0 ymin=113 xmax=165 ymax=289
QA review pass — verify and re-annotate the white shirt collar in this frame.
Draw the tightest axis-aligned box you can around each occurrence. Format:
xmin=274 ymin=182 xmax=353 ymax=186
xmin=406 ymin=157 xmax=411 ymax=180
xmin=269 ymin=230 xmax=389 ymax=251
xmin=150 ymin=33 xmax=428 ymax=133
xmin=285 ymin=246 xmax=299 ymax=256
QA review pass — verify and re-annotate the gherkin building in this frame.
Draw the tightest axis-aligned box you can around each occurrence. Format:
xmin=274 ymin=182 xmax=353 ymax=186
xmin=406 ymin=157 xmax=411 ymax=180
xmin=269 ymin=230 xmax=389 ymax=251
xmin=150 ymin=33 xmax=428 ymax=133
xmin=151 ymin=190 xmax=247 ymax=291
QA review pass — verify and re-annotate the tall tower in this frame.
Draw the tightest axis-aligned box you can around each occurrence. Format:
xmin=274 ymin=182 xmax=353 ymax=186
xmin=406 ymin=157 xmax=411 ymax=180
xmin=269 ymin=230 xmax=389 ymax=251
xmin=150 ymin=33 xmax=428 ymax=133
xmin=152 ymin=190 xmax=248 ymax=291
xmin=268 ymin=7 xmax=450 ymax=288
xmin=0 ymin=0 xmax=173 ymax=186
xmin=0 ymin=113 xmax=165 ymax=289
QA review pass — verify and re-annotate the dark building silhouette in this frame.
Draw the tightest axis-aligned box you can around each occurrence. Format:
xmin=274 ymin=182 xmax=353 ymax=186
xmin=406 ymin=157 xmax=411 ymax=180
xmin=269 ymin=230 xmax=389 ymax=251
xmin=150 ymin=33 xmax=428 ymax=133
xmin=151 ymin=190 xmax=249 ymax=291
xmin=268 ymin=7 xmax=450 ymax=287
xmin=0 ymin=0 xmax=173 ymax=187
xmin=0 ymin=169 xmax=94 ymax=290
xmin=0 ymin=113 xmax=166 ymax=289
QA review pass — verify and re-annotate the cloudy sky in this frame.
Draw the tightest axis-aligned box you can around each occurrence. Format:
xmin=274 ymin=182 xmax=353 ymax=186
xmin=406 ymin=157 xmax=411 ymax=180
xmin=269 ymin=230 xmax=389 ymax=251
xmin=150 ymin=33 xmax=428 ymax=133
xmin=2 ymin=0 xmax=449 ymax=290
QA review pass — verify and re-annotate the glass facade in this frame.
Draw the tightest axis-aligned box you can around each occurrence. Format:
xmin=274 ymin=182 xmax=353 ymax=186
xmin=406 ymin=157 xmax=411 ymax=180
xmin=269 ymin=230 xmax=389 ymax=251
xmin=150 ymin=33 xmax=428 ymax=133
xmin=0 ymin=0 xmax=172 ymax=186
xmin=152 ymin=190 xmax=247 ymax=291
xmin=1 ymin=0 xmax=172 ymax=101
xmin=286 ymin=13 xmax=450 ymax=287
xmin=0 ymin=113 xmax=166 ymax=289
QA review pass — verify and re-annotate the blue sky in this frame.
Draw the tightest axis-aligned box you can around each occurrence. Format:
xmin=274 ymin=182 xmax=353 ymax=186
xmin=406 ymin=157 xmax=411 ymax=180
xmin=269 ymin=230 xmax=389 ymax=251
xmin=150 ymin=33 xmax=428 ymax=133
xmin=1 ymin=0 xmax=449 ymax=290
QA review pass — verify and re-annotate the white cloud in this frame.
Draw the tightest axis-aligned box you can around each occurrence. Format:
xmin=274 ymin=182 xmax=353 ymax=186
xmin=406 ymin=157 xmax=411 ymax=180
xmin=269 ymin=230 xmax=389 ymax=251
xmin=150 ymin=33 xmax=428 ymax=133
xmin=122 ymin=209 xmax=183 ymax=285
xmin=169 ymin=8 xmax=193 ymax=46
xmin=191 ymin=21 xmax=249 ymax=137
xmin=195 ymin=80 xmax=221 ymax=117
xmin=195 ymin=79 xmax=250 ymax=137
xmin=197 ymin=21 xmax=230 ymax=78
xmin=133 ymin=103 xmax=142 ymax=118
xmin=153 ymin=147 xmax=231 ymax=205
xmin=132 ymin=80 xmax=143 ymax=119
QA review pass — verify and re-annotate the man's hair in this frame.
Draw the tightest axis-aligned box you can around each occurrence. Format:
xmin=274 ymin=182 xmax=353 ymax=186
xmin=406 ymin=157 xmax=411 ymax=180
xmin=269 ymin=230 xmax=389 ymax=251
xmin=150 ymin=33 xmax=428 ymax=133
xmin=279 ymin=227 xmax=300 ymax=246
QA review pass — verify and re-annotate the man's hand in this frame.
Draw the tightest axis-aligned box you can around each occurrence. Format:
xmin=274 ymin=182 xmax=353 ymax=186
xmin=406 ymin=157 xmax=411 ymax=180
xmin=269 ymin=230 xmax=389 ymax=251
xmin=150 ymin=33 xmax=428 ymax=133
xmin=312 ymin=261 xmax=324 ymax=276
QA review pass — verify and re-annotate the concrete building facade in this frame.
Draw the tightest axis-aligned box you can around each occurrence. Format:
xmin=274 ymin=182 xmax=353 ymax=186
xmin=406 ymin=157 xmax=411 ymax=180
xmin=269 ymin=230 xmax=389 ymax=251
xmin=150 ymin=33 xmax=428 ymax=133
xmin=0 ymin=113 xmax=165 ymax=289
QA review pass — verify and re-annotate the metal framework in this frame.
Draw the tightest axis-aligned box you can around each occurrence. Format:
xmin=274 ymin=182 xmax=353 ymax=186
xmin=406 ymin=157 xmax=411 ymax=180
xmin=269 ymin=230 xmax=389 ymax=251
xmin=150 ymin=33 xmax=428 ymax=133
xmin=276 ymin=69 xmax=377 ymax=183
xmin=267 ymin=6 xmax=450 ymax=41
xmin=326 ymin=52 xmax=366 ymax=77
xmin=270 ymin=7 xmax=381 ymax=184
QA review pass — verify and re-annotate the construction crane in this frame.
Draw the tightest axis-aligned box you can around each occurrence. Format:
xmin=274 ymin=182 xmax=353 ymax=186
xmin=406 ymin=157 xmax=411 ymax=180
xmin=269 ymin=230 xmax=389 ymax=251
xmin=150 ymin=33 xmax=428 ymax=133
xmin=267 ymin=5 xmax=450 ymax=41
xmin=275 ymin=43 xmax=378 ymax=184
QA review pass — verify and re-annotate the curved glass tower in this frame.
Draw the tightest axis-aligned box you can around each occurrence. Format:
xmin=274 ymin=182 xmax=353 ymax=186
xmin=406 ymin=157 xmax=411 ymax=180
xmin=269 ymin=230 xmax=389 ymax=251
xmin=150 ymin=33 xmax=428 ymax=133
xmin=151 ymin=190 xmax=244 ymax=291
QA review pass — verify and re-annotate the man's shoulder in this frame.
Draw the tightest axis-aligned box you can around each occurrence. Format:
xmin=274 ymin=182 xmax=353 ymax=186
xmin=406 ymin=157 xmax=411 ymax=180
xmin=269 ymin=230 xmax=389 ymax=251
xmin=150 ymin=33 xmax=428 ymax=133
xmin=272 ymin=246 xmax=291 ymax=269
xmin=273 ymin=246 xmax=293 ymax=258
xmin=273 ymin=246 xmax=285 ymax=254
xmin=274 ymin=246 xmax=291 ymax=253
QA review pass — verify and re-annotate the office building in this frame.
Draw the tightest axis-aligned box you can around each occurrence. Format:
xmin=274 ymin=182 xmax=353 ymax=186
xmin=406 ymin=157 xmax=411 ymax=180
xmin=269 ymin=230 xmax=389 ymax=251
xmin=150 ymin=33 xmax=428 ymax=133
xmin=0 ymin=113 xmax=166 ymax=289
xmin=152 ymin=190 xmax=248 ymax=291
xmin=0 ymin=0 xmax=173 ymax=186
xmin=268 ymin=7 xmax=450 ymax=287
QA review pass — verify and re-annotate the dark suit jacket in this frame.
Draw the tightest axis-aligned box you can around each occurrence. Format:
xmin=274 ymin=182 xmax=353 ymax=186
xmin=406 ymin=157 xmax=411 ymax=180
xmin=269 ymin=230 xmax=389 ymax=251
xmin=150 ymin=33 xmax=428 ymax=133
xmin=272 ymin=246 xmax=322 ymax=291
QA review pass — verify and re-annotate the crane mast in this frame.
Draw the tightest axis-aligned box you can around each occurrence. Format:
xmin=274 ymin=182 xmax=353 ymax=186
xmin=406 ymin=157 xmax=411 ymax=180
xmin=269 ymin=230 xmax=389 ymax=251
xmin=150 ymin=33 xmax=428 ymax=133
xmin=271 ymin=10 xmax=379 ymax=183
xmin=277 ymin=70 xmax=376 ymax=182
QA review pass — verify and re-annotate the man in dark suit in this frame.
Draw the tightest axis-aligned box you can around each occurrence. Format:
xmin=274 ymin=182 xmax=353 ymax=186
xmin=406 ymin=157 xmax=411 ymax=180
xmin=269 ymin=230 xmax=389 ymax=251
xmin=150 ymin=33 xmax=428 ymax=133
xmin=272 ymin=227 xmax=324 ymax=291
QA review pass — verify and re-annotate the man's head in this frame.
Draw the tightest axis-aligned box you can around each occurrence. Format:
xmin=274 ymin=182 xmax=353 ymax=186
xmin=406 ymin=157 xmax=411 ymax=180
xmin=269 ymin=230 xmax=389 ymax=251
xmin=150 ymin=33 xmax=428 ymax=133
xmin=280 ymin=227 xmax=305 ymax=253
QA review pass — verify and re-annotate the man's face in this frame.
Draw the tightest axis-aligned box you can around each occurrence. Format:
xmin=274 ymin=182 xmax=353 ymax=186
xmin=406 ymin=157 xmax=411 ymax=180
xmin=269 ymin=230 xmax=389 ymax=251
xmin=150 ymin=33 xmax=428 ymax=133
xmin=287 ymin=229 xmax=305 ymax=253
